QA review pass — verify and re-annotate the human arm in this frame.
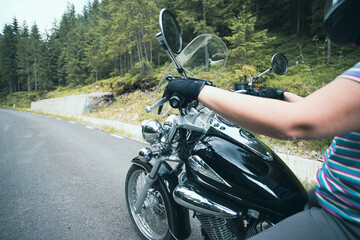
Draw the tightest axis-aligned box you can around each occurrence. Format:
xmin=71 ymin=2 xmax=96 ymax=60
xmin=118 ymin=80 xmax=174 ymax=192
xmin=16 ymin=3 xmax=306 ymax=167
xmin=244 ymin=88 xmax=303 ymax=102
xmin=284 ymin=92 xmax=303 ymax=102
xmin=198 ymin=78 xmax=360 ymax=140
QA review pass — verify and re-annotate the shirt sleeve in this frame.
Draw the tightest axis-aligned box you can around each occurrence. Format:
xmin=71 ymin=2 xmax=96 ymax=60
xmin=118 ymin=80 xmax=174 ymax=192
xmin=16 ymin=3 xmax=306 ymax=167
xmin=337 ymin=62 xmax=360 ymax=83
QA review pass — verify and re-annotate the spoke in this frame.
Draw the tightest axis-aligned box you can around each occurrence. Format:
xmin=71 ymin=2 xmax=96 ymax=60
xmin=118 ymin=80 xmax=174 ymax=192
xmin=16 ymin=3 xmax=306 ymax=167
xmin=127 ymin=168 xmax=169 ymax=239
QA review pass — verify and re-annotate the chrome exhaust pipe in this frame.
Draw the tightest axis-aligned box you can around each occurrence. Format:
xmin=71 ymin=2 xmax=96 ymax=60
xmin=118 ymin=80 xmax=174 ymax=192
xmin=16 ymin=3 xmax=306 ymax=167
xmin=173 ymin=180 xmax=241 ymax=218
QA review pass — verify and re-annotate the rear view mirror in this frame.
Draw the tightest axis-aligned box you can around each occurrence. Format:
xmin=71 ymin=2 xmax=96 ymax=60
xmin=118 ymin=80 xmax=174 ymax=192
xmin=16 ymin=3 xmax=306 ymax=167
xmin=271 ymin=53 xmax=289 ymax=75
xmin=249 ymin=53 xmax=289 ymax=87
xmin=159 ymin=9 xmax=182 ymax=54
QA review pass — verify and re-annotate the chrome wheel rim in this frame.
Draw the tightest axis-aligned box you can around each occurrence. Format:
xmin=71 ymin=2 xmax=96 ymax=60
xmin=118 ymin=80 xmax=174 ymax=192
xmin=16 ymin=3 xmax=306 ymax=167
xmin=127 ymin=168 xmax=169 ymax=239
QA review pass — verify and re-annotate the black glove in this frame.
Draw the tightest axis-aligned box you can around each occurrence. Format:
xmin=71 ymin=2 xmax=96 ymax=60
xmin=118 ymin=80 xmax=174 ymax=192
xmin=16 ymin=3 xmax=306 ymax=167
xmin=164 ymin=78 xmax=207 ymax=107
xmin=261 ymin=88 xmax=286 ymax=100
xmin=245 ymin=88 xmax=286 ymax=100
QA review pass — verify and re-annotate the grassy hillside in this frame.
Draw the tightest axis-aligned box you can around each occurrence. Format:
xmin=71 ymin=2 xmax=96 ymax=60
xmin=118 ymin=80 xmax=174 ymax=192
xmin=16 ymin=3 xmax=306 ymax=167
xmin=1 ymin=33 xmax=359 ymax=155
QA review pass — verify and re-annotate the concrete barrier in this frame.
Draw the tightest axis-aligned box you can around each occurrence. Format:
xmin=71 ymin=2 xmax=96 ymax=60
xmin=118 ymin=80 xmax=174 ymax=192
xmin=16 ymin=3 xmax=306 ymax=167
xmin=78 ymin=115 xmax=142 ymax=141
xmin=277 ymin=153 xmax=322 ymax=183
xmin=31 ymin=92 xmax=114 ymax=117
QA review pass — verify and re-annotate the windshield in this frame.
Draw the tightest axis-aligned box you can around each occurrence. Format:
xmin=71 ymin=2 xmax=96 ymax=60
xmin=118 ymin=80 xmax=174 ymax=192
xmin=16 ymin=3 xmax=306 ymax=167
xmin=151 ymin=34 xmax=228 ymax=117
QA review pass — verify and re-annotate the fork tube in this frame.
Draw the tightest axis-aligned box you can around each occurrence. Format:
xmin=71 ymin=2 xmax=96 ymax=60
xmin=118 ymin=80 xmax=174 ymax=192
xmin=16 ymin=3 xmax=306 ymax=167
xmin=133 ymin=159 xmax=163 ymax=214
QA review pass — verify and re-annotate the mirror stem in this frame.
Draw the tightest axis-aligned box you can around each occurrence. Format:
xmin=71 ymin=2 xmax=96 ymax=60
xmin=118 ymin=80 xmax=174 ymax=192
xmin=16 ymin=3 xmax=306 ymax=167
xmin=157 ymin=32 xmax=186 ymax=78
xmin=258 ymin=67 xmax=272 ymax=78
xmin=166 ymin=49 xmax=187 ymax=78
xmin=250 ymin=68 xmax=272 ymax=86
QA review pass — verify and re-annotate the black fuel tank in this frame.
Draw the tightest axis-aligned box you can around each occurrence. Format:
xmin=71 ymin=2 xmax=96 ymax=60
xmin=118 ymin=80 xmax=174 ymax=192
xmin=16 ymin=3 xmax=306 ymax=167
xmin=189 ymin=127 xmax=308 ymax=217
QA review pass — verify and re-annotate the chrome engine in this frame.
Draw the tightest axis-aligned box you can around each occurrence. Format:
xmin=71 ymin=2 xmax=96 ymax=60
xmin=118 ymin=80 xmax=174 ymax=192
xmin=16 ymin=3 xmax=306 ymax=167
xmin=196 ymin=213 xmax=273 ymax=239
xmin=197 ymin=214 xmax=234 ymax=239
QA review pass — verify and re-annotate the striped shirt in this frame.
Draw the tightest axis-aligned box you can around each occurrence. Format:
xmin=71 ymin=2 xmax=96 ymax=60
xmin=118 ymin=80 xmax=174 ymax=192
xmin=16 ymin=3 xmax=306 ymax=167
xmin=316 ymin=62 xmax=360 ymax=224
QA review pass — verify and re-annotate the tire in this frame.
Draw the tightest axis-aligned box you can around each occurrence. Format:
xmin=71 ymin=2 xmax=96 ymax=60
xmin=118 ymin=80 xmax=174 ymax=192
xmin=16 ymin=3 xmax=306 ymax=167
xmin=125 ymin=164 xmax=174 ymax=240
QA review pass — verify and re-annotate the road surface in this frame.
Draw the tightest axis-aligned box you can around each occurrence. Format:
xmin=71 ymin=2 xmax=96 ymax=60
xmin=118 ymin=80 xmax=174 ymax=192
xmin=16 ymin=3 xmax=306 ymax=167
xmin=0 ymin=109 xmax=202 ymax=240
xmin=0 ymin=109 xmax=149 ymax=239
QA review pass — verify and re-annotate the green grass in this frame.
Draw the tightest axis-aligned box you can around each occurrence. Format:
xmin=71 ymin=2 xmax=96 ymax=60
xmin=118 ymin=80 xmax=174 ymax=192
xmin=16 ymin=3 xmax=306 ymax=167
xmin=0 ymin=91 xmax=44 ymax=109
xmin=2 ymin=33 xmax=359 ymax=155
xmin=85 ymin=89 xmax=164 ymax=125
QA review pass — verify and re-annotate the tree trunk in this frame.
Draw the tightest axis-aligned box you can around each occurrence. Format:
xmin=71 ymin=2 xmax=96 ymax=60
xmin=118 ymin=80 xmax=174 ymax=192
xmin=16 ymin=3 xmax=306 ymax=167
xmin=123 ymin=54 xmax=127 ymax=73
xmin=129 ymin=53 xmax=131 ymax=71
xmin=327 ymin=38 xmax=331 ymax=64
xmin=150 ymin=39 xmax=153 ymax=64
xmin=119 ymin=54 xmax=123 ymax=75
xmin=288 ymin=0 xmax=292 ymax=23
xmin=158 ymin=50 xmax=160 ymax=67
xmin=138 ymin=10 xmax=150 ymax=75
xmin=142 ymin=42 xmax=150 ymax=75
xmin=33 ymin=44 xmax=37 ymax=92
xmin=8 ymin=73 xmax=13 ymax=94
xmin=297 ymin=0 xmax=300 ymax=35
xmin=27 ymin=73 xmax=31 ymax=92
xmin=133 ymin=28 xmax=144 ymax=73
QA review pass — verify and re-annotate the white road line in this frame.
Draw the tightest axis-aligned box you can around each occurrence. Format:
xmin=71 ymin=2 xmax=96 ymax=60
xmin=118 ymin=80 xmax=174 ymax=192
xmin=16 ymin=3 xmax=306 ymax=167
xmin=85 ymin=126 xmax=95 ymax=129
xmin=69 ymin=121 xmax=76 ymax=124
xmin=110 ymin=134 xmax=124 ymax=139
xmin=56 ymin=118 xmax=61 ymax=120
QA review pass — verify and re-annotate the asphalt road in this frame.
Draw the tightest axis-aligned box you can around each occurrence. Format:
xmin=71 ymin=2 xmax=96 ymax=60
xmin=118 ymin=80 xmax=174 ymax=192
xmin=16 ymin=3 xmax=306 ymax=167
xmin=0 ymin=109 xmax=149 ymax=239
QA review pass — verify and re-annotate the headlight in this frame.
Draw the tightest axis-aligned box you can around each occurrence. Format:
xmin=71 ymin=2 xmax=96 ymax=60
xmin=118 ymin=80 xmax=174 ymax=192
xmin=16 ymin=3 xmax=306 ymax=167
xmin=188 ymin=155 xmax=230 ymax=187
xmin=141 ymin=119 xmax=164 ymax=144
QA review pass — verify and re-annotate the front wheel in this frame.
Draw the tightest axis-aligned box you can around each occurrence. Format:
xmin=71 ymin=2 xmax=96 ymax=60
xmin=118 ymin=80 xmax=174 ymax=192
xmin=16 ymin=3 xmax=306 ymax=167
xmin=125 ymin=164 xmax=174 ymax=240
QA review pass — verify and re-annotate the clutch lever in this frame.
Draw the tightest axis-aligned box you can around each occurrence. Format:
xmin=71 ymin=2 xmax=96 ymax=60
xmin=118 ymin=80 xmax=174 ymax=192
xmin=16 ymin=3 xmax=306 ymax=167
xmin=145 ymin=97 xmax=168 ymax=113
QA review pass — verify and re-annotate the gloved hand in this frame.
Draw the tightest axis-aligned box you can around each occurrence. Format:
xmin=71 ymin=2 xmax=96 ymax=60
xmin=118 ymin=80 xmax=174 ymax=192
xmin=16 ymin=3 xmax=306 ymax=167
xmin=164 ymin=78 xmax=208 ymax=107
xmin=245 ymin=88 xmax=286 ymax=100
xmin=261 ymin=88 xmax=286 ymax=100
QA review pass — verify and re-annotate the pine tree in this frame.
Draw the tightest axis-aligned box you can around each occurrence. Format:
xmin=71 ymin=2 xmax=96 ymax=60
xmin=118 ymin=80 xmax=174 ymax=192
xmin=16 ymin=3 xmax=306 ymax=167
xmin=0 ymin=32 xmax=5 ymax=93
xmin=1 ymin=22 xmax=18 ymax=93
xmin=47 ymin=22 xmax=62 ymax=86
xmin=56 ymin=4 xmax=76 ymax=86
xmin=30 ymin=24 xmax=41 ymax=92
xmin=16 ymin=22 xmax=32 ymax=91
xmin=63 ymin=7 xmax=88 ymax=86
xmin=310 ymin=0 xmax=325 ymax=36
xmin=84 ymin=0 xmax=102 ymax=82
xmin=97 ymin=0 xmax=159 ymax=77
xmin=37 ymin=33 xmax=52 ymax=91
xmin=225 ymin=1 xmax=274 ymax=66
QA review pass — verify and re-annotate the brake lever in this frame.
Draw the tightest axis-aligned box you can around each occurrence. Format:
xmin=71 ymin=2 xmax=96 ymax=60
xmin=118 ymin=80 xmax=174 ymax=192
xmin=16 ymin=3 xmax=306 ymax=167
xmin=145 ymin=97 xmax=168 ymax=113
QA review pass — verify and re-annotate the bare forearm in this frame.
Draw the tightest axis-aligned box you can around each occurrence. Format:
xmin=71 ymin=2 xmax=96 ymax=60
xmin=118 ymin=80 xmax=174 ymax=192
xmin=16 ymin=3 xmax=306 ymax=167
xmin=198 ymin=86 xmax=304 ymax=140
xmin=284 ymin=92 xmax=303 ymax=102
xmin=198 ymin=79 xmax=360 ymax=140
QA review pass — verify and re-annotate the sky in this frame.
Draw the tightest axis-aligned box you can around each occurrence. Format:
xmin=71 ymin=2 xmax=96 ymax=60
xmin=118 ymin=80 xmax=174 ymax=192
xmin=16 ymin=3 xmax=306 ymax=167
xmin=0 ymin=0 xmax=92 ymax=35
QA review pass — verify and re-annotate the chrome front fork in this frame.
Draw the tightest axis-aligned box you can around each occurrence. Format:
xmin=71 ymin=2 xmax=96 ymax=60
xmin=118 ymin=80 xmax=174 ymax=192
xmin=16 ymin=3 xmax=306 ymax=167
xmin=133 ymin=159 xmax=164 ymax=214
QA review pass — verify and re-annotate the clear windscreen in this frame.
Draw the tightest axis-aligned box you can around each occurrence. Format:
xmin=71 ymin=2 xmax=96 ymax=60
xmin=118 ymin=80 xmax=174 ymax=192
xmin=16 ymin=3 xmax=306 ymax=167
xmin=151 ymin=34 xmax=228 ymax=117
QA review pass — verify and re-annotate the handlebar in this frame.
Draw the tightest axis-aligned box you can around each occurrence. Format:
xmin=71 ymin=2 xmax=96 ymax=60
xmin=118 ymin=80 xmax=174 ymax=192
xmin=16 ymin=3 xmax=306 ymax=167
xmin=145 ymin=93 xmax=186 ymax=114
xmin=145 ymin=97 xmax=168 ymax=113
xmin=146 ymin=76 xmax=213 ymax=114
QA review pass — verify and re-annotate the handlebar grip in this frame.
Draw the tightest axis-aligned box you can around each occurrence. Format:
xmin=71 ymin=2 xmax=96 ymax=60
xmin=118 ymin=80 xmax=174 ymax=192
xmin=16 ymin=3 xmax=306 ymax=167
xmin=169 ymin=94 xmax=185 ymax=108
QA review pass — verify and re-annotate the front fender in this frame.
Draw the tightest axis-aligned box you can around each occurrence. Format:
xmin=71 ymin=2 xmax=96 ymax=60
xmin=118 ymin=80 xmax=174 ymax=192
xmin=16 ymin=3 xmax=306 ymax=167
xmin=131 ymin=157 xmax=191 ymax=239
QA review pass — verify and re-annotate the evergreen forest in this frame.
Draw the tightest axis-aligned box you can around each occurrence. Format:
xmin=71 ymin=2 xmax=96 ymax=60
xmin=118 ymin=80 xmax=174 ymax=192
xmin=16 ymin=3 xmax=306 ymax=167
xmin=0 ymin=0 xmax=359 ymax=102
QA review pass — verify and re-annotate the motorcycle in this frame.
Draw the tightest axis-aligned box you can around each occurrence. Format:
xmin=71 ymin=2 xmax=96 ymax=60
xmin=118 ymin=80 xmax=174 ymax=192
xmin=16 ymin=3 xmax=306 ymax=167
xmin=125 ymin=8 xmax=308 ymax=240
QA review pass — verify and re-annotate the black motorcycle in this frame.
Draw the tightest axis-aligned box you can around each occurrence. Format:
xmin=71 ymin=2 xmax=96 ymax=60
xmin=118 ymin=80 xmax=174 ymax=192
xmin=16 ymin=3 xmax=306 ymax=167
xmin=125 ymin=8 xmax=308 ymax=240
